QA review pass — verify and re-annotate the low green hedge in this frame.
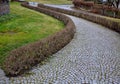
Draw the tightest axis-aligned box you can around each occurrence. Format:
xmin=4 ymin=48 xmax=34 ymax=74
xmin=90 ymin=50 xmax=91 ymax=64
xmin=3 ymin=2 xmax=75 ymax=77
xmin=38 ymin=4 xmax=120 ymax=33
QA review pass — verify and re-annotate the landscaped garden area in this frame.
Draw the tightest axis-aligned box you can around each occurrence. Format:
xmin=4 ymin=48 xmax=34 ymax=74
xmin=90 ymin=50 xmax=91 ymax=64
xmin=0 ymin=2 xmax=64 ymax=66
xmin=0 ymin=0 xmax=120 ymax=83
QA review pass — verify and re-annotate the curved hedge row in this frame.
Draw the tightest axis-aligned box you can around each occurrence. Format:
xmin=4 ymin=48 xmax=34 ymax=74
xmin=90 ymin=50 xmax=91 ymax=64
xmin=3 ymin=2 xmax=75 ymax=77
xmin=38 ymin=4 xmax=120 ymax=33
xmin=73 ymin=0 xmax=120 ymax=18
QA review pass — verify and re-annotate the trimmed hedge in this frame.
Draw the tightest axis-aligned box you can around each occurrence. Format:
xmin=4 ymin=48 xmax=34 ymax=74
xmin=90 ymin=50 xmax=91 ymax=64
xmin=38 ymin=3 xmax=120 ymax=33
xmin=72 ymin=0 xmax=120 ymax=18
xmin=3 ymin=2 xmax=75 ymax=77
xmin=73 ymin=0 xmax=94 ymax=8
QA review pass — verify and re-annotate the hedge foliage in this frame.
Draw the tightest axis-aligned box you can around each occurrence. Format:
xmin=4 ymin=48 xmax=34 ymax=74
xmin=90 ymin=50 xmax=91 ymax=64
xmin=38 ymin=3 xmax=120 ymax=33
xmin=72 ymin=0 xmax=120 ymax=18
xmin=3 ymin=2 xmax=75 ymax=77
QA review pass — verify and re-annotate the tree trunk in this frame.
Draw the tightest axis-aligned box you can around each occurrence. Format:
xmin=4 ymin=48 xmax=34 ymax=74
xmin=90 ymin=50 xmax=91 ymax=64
xmin=0 ymin=3 xmax=10 ymax=16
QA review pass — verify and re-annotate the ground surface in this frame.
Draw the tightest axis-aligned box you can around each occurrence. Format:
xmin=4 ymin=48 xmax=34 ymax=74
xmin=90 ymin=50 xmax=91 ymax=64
xmin=0 ymin=3 xmax=120 ymax=84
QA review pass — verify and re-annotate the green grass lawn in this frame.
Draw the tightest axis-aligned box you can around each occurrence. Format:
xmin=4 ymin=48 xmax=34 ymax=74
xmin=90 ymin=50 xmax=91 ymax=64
xmin=27 ymin=0 xmax=72 ymax=4
xmin=0 ymin=2 xmax=64 ymax=65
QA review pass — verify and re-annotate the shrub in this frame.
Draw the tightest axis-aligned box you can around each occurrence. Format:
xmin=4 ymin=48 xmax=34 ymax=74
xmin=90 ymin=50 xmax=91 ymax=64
xmin=38 ymin=2 xmax=120 ymax=33
xmin=3 ymin=2 xmax=75 ymax=76
xmin=72 ymin=0 xmax=120 ymax=18
xmin=73 ymin=0 xmax=94 ymax=8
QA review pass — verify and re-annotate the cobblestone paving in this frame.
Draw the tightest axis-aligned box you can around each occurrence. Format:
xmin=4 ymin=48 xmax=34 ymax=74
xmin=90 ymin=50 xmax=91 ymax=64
xmin=0 ymin=68 xmax=9 ymax=84
xmin=44 ymin=4 xmax=87 ymax=12
xmin=0 ymin=8 xmax=120 ymax=84
xmin=45 ymin=4 xmax=74 ymax=11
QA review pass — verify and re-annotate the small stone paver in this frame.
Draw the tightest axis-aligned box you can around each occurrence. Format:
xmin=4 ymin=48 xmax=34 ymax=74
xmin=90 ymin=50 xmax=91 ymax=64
xmin=0 ymin=68 xmax=9 ymax=84
xmin=0 ymin=5 xmax=120 ymax=84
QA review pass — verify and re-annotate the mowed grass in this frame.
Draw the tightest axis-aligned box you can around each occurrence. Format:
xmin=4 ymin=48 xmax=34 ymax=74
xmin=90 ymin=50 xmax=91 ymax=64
xmin=27 ymin=0 xmax=72 ymax=4
xmin=0 ymin=2 xmax=64 ymax=65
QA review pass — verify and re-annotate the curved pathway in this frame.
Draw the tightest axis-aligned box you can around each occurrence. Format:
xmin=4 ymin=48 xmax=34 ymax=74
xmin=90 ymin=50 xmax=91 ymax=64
xmin=1 ymin=5 xmax=120 ymax=84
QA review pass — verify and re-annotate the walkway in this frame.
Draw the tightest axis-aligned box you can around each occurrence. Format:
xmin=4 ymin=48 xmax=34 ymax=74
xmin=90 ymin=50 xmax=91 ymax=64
xmin=44 ymin=4 xmax=95 ymax=14
xmin=1 ymin=4 xmax=120 ymax=84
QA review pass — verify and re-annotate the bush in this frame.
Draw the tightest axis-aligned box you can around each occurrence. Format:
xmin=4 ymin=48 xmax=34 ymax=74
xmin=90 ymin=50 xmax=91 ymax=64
xmin=72 ymin=0 xmax=120 ymax=18
xmin=73 ymin=0 xmax=94 ymax=8
xmin=38 ymin=2 xmax=120 ymax=33
xmin=3 ymin=2 xmax=75 ymax=77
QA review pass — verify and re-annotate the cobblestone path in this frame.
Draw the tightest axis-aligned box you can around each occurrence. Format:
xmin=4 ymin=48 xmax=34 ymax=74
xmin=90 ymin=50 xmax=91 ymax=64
xmin=0 ymin=6 xmax=120 ymax=84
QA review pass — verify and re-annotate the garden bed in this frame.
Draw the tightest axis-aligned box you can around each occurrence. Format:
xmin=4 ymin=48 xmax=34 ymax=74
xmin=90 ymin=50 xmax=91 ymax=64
xmin=3 ymin=2 xmax=75 ymax=77
xmin=0 ymin=2 xmax=64 ymax=65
